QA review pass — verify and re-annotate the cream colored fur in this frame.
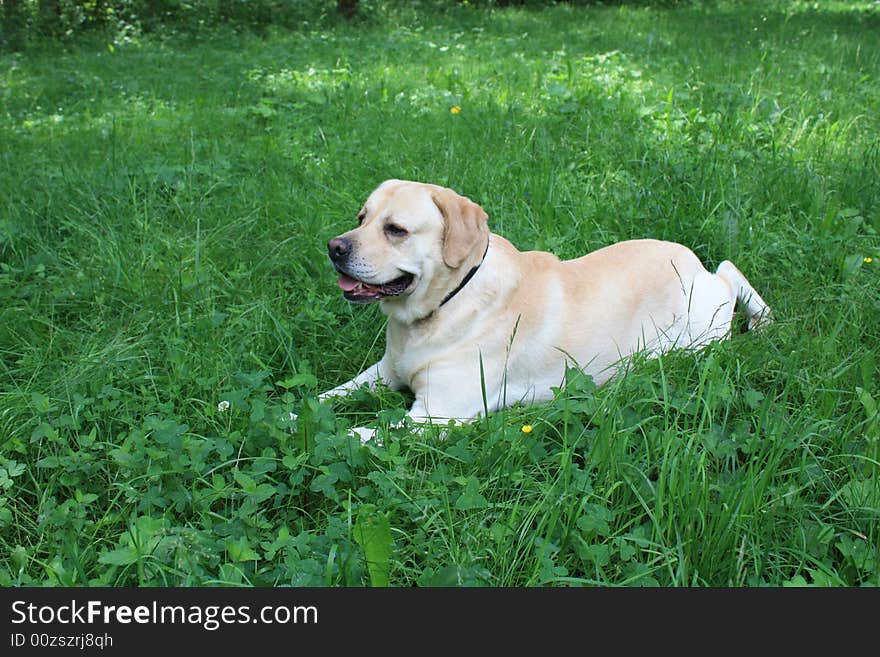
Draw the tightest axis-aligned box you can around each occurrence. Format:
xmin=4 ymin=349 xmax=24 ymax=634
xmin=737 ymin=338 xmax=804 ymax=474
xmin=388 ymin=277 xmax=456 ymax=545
xmin=313 ymin=179 xmax=772 ymax=442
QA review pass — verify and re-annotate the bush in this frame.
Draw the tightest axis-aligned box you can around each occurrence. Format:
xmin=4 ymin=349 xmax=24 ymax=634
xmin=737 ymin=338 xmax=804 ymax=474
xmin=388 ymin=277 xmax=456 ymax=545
xmin=1 ymin=0 xmax=339 ymax=48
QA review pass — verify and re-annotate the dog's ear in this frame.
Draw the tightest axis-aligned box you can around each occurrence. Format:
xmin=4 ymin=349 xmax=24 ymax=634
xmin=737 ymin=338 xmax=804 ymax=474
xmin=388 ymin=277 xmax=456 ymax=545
xmin=432 ymin=188 xmax=489 ymax=269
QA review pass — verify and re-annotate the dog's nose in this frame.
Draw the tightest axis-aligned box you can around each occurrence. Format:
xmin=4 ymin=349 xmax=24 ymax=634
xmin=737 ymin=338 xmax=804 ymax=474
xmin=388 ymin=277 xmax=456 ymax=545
xmin=328 ymin=237 xmax=352 ymax=263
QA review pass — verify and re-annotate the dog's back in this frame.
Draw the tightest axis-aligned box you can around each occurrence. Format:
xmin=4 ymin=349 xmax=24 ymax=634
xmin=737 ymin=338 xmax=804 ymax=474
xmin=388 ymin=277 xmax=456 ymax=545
xmin=498 ymin=238 xmax=771 ymax=385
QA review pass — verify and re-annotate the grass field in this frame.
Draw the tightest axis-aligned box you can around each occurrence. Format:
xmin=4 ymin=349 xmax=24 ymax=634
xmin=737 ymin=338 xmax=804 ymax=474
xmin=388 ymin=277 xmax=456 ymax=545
xmin=1 ymin=0 xmax=878 ymax=586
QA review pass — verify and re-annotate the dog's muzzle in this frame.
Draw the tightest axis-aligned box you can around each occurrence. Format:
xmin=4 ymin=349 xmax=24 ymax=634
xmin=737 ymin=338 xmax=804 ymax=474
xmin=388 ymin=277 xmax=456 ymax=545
xmin=327 ymin=235 xmax=414 ymax=302
xmin=328 ymin=236 xmax=352 ymax=265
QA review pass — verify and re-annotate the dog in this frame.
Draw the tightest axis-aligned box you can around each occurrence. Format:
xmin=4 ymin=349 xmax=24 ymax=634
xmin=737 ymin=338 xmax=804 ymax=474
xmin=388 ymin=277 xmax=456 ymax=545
xmin=314 ymin=179 xmax=772 ymax=442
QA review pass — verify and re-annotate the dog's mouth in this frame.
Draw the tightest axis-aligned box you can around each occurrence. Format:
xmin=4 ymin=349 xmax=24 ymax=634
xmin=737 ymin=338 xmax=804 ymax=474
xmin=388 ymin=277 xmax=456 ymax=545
xmin=336 ymin=271 xmax=415 ymax=302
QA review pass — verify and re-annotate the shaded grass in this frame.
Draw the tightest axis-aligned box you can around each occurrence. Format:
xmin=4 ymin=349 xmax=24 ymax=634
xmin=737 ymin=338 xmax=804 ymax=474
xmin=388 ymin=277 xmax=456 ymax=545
xmin=0 ymin=0 xmax=878 ymax=586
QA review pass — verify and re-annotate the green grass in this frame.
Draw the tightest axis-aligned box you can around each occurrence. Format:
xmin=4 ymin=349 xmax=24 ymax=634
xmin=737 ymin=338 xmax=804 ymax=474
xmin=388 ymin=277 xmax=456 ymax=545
xmin=1 ymin=0 xmax=878 ymax=586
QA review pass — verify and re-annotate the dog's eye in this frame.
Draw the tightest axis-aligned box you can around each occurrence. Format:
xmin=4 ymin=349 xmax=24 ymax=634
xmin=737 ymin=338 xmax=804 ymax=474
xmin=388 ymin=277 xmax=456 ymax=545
xmin=356 ymin=210 xmax=366 ymax=225
xmin=384 ymin=223 xmax=408 ymax=238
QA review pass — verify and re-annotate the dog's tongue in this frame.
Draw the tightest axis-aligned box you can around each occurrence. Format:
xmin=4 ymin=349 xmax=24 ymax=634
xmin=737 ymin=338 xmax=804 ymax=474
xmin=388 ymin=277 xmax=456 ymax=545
xmin=337 ymin=273 xmax=360 ymax=292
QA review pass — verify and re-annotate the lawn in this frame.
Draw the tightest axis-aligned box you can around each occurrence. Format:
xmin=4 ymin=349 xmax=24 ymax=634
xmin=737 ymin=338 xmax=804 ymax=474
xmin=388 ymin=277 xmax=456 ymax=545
xmin=1 ymin=0 xmax=878 ymax=586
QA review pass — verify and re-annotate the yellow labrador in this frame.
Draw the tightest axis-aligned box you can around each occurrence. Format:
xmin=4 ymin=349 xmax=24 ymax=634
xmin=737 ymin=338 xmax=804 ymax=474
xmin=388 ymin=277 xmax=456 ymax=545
xmin=316 ymin=179 xmax=771 ymax=441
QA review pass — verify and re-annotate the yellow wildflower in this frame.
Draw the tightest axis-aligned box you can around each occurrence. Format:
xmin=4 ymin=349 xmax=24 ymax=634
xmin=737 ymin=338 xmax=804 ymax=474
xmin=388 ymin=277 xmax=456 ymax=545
xmin=450 ymin=105 xmax=461 ymax=115
xmin=865 ymin=257 xmax=873 ymax=264
xmin=521 ymin=424 xmax=533 ymax=434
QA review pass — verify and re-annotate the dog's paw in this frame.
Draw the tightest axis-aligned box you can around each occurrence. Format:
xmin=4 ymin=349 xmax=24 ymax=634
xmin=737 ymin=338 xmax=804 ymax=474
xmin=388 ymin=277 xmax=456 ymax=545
xmin=287 ymin=413 xmax=381 ymax=446
xmin=748 ymin=307 xmax=774 ymax=331
xmin=351 ymin=426 xmax=382 ymax=446
xmin=286 ymin=411 xmax=298 ymax=434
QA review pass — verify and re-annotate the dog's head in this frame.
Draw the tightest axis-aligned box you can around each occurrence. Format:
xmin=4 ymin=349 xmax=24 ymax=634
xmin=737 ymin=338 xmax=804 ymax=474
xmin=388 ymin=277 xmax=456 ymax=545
xmin=327 ymin=180 xmax=490 ymax=322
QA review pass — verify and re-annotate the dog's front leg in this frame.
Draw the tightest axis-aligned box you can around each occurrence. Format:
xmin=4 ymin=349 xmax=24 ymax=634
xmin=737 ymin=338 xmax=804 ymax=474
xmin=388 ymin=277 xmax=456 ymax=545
xmin=289 ymin=358 xmax=399 ymax=441
xmin=350 ymin=396 xmax=471 ymax=444
xmin=318 ymin=358 xmax=393 ymax=402
xmin=350 ymin=398 xmax=454 ymax=445
xmin=338 ymin=397 xmax=430 ymax=445
xmin=296 ymin=365 xmax=471 ymax=445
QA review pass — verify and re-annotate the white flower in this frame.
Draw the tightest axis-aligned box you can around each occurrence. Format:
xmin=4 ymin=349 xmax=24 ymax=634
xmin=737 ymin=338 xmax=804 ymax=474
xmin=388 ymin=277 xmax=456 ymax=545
xmin=217 ymin=400 xmax=230 ymax=412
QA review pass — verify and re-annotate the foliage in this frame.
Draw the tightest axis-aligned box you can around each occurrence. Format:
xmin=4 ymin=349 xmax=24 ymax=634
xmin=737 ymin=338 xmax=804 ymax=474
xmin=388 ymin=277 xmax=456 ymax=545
xmin=0 ymin=0 xmax=878 ymax=586
xmin=0 ymin=1 xmax=738 ymax=50
xmin=1 ymin=0 xmax=342 ymax=49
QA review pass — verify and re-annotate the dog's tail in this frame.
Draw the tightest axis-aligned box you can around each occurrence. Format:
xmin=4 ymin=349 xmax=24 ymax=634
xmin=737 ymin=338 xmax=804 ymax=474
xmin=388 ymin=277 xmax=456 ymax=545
xmin=716 ymin=260 xmax=773 ymax=330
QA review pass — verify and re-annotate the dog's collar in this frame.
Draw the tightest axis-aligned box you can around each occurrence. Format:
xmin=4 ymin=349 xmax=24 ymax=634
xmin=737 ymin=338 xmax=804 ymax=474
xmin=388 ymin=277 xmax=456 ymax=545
xmin=438 ymin=238 xmax=491 ymax=308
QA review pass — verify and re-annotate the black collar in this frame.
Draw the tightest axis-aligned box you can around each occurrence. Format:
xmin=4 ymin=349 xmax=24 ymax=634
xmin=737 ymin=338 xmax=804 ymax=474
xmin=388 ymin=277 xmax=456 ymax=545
xmin=438 ymin=238 xmax=490 ymax=308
